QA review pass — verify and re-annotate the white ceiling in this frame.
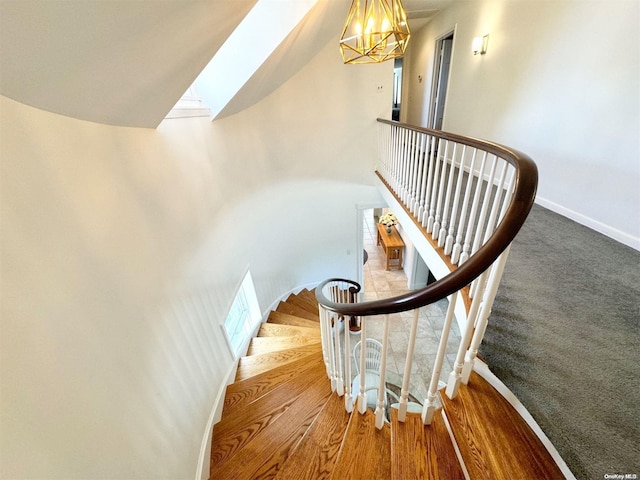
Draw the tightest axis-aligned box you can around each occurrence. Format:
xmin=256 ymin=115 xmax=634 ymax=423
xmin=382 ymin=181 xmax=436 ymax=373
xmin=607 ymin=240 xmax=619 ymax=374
xmin=0 ymin=0 xmax=453 ymax=128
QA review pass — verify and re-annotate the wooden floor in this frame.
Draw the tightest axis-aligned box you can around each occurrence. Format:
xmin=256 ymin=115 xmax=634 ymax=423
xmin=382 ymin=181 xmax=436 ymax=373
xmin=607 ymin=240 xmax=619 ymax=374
xmin=210 ymin=289 xmax=568 ymax=479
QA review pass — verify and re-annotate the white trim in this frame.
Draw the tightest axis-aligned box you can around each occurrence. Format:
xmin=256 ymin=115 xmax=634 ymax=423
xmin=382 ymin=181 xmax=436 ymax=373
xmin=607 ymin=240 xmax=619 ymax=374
xmin=472 ymin=360 xmax=577 ymax=480
xmin=441 ymin=409 xmax=470 ymax=480
xmin=428 ymin=24 xmax=458 ymax=130
xmin=195 ymin=352 xmax=238 ymax=480
xmin=356 ymin=201 xmax=388 ymax=288
xmin=535 ymin=196 xmax=640 ymax=251
xmin=260 ymin=281 xmax=319 ymax=318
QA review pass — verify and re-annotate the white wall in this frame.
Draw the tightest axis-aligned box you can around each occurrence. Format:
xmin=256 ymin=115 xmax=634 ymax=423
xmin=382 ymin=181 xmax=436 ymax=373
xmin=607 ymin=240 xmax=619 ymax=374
xmin=0 ymin=38 xmax=391 ymax=479
xmin=404 ymin=0 xmax=640 ymax=249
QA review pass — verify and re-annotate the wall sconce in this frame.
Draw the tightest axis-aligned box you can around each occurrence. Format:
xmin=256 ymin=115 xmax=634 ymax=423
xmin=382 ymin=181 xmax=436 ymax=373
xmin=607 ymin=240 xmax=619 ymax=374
xmin=472 ymin=34 xmax=489 ymax=55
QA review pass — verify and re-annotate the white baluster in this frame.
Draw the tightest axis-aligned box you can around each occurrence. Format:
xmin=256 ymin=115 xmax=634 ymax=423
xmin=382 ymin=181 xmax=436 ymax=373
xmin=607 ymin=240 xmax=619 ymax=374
xmin=343 ymin=306 xmax=354 ymax=413
xmin=422 ymin=291 xmax=458 ymax=424
xmin=469 ymin=160 xmax=509 ymax=299
xmin=439 ymin=142 xmax=458 ymax=247
xmin=421 ymin=136 xmax=437 ymax=228
xmin=432 ymin=140 xmax=450 ymax=240
xmin=394 ymin=127 xmax=403 ymax=194
xmin=403 ymin=129 xmax=413 ymax=204
xmin=446 ymin=270 xmax=490 ymax=399
xmin=390 ymin=126 xmax=399 ymax=191
xmin=461 ymin=248 xmax=511 ymax=384
xmin=412 ymin=133 xmax=426 ymax=215
xmin=445 ymin=145 xmax=468 ymax=255
xmin=416 ymin=134 xmax=429 ymax=220
xmin=471 ymin=154 xmax=498 ymax=256
xmin=375 ymin=314 xmax=390 ymax=429
xmin=327 ymin=311 xmax=338 ymax=392
xmin=405 ymin=130 xmax=415 ymax=206
xmin=398 ymin=308 xmax=420 ymax=422
xmin=357 ymin=319 xmax=368 ymax=414
xmin=401 ymin=128 xmax=410 ymax=204
xmin=451 ymin=148 xmax=478 ymax=263
xmin=484 ymin=159 xmax=509 ymax=241
xmin=426 ymin=139 xmax=444 ymax=233
xmin=333 ymin=313 xmax=344 ymax=396
xmin=318 ymin=307 xmax=331 ymax=379
xmin=459 ymin=151 xmax=488 ymax=265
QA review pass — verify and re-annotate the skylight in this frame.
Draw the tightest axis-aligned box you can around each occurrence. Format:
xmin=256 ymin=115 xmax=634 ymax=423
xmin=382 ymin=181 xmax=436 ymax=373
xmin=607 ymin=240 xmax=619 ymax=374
xmin=184 ymin=0 xmax=318 ymax=120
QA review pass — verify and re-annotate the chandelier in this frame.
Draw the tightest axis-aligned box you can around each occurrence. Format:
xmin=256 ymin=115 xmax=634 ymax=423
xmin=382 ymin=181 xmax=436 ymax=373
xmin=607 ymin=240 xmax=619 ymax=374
xmin=339 ymin=0 xmax=411 ymax=64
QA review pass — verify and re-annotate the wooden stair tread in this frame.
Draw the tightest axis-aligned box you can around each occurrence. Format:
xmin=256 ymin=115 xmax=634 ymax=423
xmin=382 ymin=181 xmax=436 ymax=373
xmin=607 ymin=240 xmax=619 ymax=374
xmin=295 ymin=288 xmax=318 ymax=306
xmin=223 ymin=354 xmax=322 ymax=416
xmin=211 ymin=363 xmax=332 ymax=479
xmin=276 ymin=300 xmax=319 ymax=322
xmin=441 ymin=371 xmax=565 ymax=480
xmin=273 ymin=393 xmax=350 ymax=480
xmin=247 ymin=335 xmax=320 ymax=356
xmin=267 ymin=310 xmax=320 ymax=329
xmin=286 ymin=291 xmax=320 ymax=315
xmin=213 ymin=360 xmax=327 ymax=466
xmin=330 ymin=410 xmax=391 ymax=480
xmin=235 ymin=345 xmax=322 ymax=381
xmin=258 ymin=322 xmax=320 ymax=338
xmin=391 ymin=408 xmax=465 ymax=480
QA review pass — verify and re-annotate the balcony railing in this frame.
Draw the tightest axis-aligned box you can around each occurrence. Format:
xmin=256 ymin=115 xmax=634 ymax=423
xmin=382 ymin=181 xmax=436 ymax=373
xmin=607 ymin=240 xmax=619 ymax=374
xmin=316 ymin=119 xmax=537 ymax=428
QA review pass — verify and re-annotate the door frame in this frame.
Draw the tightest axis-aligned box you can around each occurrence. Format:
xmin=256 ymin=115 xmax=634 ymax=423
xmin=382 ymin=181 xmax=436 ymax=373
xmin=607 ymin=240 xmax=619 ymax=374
xmin=428 ymin=26 xmax=457 ymax=130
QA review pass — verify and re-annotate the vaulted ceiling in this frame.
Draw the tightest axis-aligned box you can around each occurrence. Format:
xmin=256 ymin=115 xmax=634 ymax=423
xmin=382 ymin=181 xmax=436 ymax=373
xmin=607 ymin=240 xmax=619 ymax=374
xmin=0 ymin=0 xmax=454 ymax=128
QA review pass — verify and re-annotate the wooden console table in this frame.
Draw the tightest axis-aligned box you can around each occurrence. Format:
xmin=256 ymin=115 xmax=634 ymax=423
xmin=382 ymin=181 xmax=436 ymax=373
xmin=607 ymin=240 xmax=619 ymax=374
xmin=376 ymin=223 xmax=405 ymax=270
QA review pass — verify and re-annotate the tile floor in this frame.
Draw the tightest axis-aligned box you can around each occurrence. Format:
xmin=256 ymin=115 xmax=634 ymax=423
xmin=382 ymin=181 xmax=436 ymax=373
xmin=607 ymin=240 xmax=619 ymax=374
xmin=349 ymin=209 xmax=462 ymax=404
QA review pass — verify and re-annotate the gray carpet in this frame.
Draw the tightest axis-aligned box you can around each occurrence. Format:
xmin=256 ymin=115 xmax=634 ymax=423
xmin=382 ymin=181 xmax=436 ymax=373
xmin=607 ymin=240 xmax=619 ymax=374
xmin=479 ymin=204 xmax=640 ymax=480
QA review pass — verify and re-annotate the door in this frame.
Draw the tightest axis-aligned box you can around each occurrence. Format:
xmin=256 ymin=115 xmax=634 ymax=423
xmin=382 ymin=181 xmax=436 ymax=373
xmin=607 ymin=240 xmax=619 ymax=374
xmin=430 ymin=33 xmax=454 ymax=130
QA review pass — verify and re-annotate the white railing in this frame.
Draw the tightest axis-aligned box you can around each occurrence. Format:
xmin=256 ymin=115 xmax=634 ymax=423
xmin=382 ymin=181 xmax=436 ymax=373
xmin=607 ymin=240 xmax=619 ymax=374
xmin=316 ymin=119 xmax=538 ymax=427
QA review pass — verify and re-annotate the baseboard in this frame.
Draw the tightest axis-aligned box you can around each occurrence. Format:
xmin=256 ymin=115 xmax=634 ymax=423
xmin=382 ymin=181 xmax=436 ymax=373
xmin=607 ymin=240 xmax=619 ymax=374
xmin=261 ymin=281 xmax=319 ymax=318
xmin=473 ymin=360 xmax=577 ymax=480
xmin=535 ymin=197 xmax=640 ymax=251
xmin=195 ymin=360 xmax=237 ymax=480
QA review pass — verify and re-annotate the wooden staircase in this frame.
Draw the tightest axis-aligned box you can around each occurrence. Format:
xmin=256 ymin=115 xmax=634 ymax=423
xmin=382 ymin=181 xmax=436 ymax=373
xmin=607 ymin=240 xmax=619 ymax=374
xmin=210 ymin=289 xmax=565 ymax=479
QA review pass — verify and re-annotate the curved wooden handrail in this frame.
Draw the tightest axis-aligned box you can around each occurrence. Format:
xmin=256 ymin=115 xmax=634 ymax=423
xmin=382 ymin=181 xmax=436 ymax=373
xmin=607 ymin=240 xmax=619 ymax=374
xmin=316 ymin=119 xmax=538 ymax=316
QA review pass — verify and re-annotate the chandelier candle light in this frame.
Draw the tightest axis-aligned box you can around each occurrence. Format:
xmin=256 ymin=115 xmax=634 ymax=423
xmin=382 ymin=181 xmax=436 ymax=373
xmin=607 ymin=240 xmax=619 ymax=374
xmin=339 ymin=0 xmax=410 ymax=64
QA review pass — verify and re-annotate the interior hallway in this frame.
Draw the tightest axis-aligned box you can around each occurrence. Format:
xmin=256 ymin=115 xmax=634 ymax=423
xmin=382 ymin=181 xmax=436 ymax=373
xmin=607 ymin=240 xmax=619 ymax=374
xmin=353 ymin=208 xmax=462 ymax=403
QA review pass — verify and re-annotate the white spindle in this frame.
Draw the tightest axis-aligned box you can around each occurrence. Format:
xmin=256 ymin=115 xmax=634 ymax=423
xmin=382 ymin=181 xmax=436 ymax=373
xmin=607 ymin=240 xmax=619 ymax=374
xmin=471 ymin=154 xmax=498 ymax=256
xmin=326 ymin=311 xmax=338 ymax=392
xmin=409 ymin=131 xmax=421 ymax=208
xmin=343 ymin=309 xmax=354 ymax=413
xmin=398 ymin=308 xmax=420 ymax=422
xmin=432 ymin=140 xmax=450 ymax=240
xmin=357 ymin=319 xmax=368 ymax=414
xmin=399 ymin=128 xmax=409 ymax=201
xmin=484 ymin=160 xmax=509 ymax=241
xmin=391 ymin=126 xmax=400 ymax=192
xmin=445 ymin=269 xmax=490 ymax=399
xmin=375 ymin=314 xmax=391 ymax=429
xmin=451 ymin=148 xmax=478 ymax=263
xmin=412 ymin=133 xmax=427 ymax=215
xmin=416 ymin=134 xmax=430 ymax=221
xmin=333 ymin=313 xmax=344 ymax=396
xmin=458 ymin=151 xmax=488 ymax=265
xmin=445 ymin=145 xmax=468 ymax=255
xmin=426 ymin=139 xmax=444 ymax=233
xmin=422 ymin=291 xmax=458 ymax=425
xmin=438 ymin=142 xmax=459 ymax=247
xmin=461 ymin=248 xmax=511 ymax=384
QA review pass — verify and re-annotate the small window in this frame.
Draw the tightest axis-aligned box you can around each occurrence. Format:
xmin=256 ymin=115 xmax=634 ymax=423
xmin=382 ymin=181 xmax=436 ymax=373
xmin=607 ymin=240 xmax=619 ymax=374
xmin=165 ymin=85 xmax=211 ymax=119
xmin=223 ymin=271 xmax=261 ymax=357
